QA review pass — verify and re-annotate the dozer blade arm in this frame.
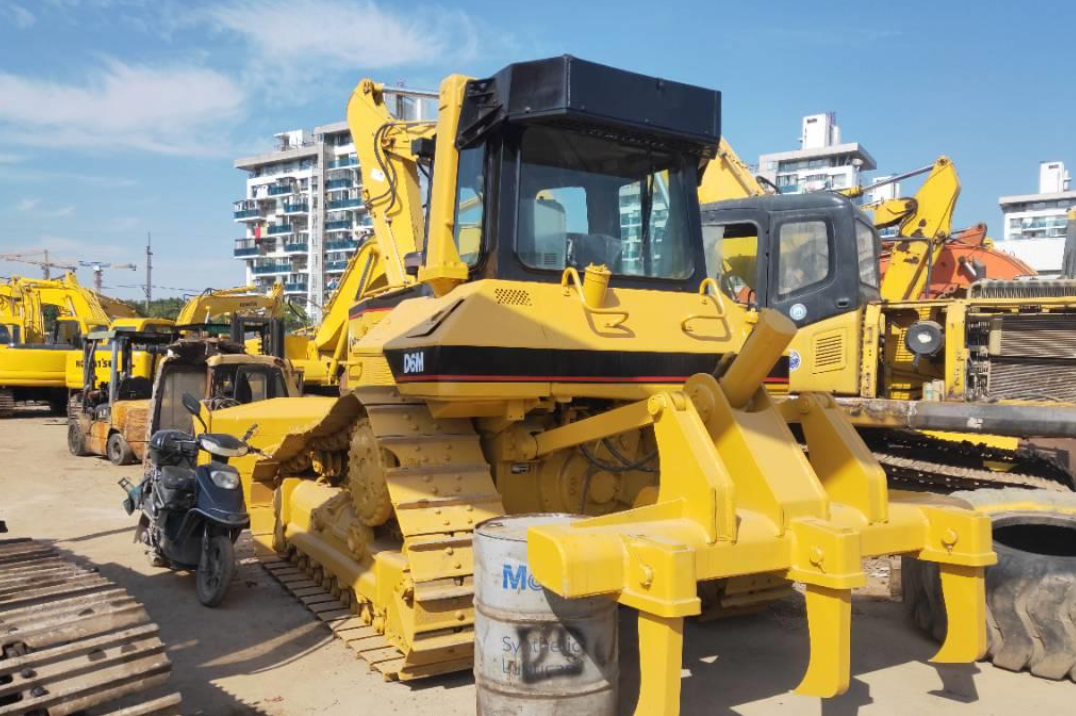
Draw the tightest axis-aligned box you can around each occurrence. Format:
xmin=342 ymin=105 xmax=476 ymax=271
xmin=527 ymin=309 xmax=995 ymax=716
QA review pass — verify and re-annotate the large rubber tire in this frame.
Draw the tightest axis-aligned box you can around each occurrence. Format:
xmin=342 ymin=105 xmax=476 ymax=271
xmin=903 ymin=488 xmax=1076 ymax=680
xmin=68 ymin=420 xmax=89 ymax=457
xmin=106 ymin=432 xmax=135 ymax=466
xmin=196 ymin=532 xmax=236 ymax=608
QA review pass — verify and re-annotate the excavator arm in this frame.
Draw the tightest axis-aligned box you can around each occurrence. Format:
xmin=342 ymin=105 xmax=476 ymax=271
xmin=345 ymin=81 xmax=436 ymax=295
xmin=14 ymin=273 xmax=110 ymax=334
xmin=175 ymin=283 xmax=284 ymax=325
xmin=698 ymin=137 xmax=771 ymax=203
xmin=844 ymin=157 xmax=961 ymax=300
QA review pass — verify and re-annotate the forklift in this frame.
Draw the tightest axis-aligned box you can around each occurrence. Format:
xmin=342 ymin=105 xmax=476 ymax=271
xmin=68 ymin=327 xmax=175 ymax=464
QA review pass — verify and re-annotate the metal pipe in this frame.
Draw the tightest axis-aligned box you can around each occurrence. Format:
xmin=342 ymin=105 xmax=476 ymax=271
xmin=835 ymin=397 xmax=1076 ymax=438
xmin=720 ymin=309 xmax=797 ymax=409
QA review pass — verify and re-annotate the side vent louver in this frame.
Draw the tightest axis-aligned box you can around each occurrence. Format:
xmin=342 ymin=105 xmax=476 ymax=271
xmin=813 ymin=332 xmax=846 ymax=373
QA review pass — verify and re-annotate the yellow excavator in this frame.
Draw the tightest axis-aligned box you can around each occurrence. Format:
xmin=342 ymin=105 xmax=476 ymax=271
xmin=197 ymin=57 xmax=994 ymax=713
xmin=175 ymin=282 xmax=284 ymax=327
xmin=0 ymin=273 xmax=111 ymax=415
xmin=283 ymin=240 xmax=372 ymax=392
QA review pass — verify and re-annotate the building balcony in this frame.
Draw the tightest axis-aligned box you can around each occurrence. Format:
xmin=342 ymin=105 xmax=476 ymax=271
xmin=252 ymin=262 xmax=292 ymax=275
xmin=778 ymin=184 xmax=801 ymax=194
xmin=325 ymin=219 xmax=353 ymax=231
xmin=284 ymin=281 xmax=308 ymax=293
xmin=267 ymin=223 xmax=293 ymax=235
xmin=327 ymin=197 xmax=363 ymax=210
xmin=329 ymin=156 xmax=358 ymax=169
xmin=326 ymin=178 xmax=352 ymax=190
xmin=282 ymin=202 xmax=309 ymax=214
xmin=267 ymin=184 xmax=295 ymax=196
xmin=325 ymin=259 xmax=349 ymax=272
xmin=233 ymin=239 xmax=259 ymax=257
xmin=233 ymin=208 xmax=261 ymax=221
xmin=283 ymin=241 xmax=309 ymax=254
xmin=325 ymin=238 xmax=358 ymax=251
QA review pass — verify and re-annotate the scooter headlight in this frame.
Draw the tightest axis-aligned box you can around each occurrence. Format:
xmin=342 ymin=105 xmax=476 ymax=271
xmin=210 ymin=469 xmax=241 ymax=490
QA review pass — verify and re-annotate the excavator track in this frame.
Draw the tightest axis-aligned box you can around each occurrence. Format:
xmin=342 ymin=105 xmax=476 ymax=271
xmin=863 ymin=429 xmax=1075 ymax=494
xmin=0 ymin=389 xmax=14 ymax=419
xmin=0 ymin=539 xmax=181 ymax=716
xmin=263 ymin=399 xmax=504 ymax=681
xmin=874 ymin=452 xmax=1069 ymax=493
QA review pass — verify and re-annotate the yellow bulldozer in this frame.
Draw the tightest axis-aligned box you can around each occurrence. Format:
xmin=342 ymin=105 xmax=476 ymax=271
xmin=196 ymin=56 xmax=997 ymax=713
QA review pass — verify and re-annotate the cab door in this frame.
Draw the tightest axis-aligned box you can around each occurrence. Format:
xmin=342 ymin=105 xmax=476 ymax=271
xmin=700 ymin=208 xmax=771 ymax=310
xmin=765 ymin=210 xmax=858 ymax=327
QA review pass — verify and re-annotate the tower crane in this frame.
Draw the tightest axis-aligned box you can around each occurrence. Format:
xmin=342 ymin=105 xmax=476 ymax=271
xmin=0 ymin=251 xmax=77 ymax=279
xmin=78 ymin=260 xmax=137 ymax=293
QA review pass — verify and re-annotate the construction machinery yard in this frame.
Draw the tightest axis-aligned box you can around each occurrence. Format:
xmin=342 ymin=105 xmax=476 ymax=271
xmin=3 ymin=412 xmax=1072 ymax=716
xmin=2 ymin=38 xmax=1076 ymax=716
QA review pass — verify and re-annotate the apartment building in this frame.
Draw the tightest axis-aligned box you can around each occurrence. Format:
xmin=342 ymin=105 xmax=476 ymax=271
xmin=232 ymin=91 xmax=434 ymax=323
xmin=997 ymin=161 xmax=1076 ymax=275
xmin=757 ymin=112 xmax=877 ymax=195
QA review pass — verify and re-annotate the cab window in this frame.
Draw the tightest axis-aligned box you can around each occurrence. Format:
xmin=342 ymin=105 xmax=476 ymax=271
xmin=516 ymin=126 xmax=693 ymax=280
xmin=776 ymin=220 xmax=832 ymax=298
xmin=0 ymin=325 xmax=9 ymax=345
xmin=453 ymin=145 xmax=484 ymax=267
xmin=855 ymin=219 xmax=880 ymax=288
xmin=704 ymin=221 xmax=760 ymax=307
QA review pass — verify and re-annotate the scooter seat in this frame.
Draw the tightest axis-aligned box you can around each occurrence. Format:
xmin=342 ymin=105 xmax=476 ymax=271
xmin=160 ymin=466 xmax=196 ymax=492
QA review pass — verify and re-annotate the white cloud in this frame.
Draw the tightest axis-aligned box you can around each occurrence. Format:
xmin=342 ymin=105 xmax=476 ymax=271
xmin=51 ymin=205 xmax=76 ymax=217
xmin=0 ymin=59 xmax=246 ymax=156
xmin=0 ymin=153 xmax=23 ymax=164
xmin=2 ymin=3 xmax=35 ymax=29
xmin=15 ymin=198 xmax=39 ymax=211
xmin=208 ymin=0 xmax=478 ymax=71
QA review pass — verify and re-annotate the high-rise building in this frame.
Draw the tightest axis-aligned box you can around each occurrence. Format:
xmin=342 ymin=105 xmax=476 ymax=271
xmin=997 ymin=161 xmax=1076 ymax=275
xmin=757 ymin=112 xmax=877 ymax=194
xmin=232 ymin=91 xmax=434 ymax=322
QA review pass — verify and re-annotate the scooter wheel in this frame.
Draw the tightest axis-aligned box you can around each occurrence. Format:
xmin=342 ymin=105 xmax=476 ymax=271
xmin=196 ymin=533 xmax=236 ymax=607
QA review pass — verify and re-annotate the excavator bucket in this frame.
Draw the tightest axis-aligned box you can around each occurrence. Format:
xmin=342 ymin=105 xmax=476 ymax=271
xmin=527 ymin=309 xmax=995 ymax=716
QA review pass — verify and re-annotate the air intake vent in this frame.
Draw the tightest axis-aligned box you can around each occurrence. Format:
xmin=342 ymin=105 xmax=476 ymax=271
xmin=813 ymin=331 xmax=846 ymax=373
xmin=494 ymin=288 xmax=533 ymax=306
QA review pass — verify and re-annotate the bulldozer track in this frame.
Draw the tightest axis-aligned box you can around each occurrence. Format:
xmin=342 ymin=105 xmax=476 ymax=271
xmin=263 ymin=400 xmax=503 ymax=681
xmin=0 ymin=539 xmax=181 ymax=716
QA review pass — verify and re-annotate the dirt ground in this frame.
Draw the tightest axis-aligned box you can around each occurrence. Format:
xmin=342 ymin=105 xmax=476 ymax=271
xmin=2 ymin=411 xmax=1073 ymax=716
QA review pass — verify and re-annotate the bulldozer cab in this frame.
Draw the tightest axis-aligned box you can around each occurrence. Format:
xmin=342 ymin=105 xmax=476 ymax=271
xmin=701 ymin=193 xmax=881 ymax=326
xmin=431 ymin=56 xmax=719 ymax=292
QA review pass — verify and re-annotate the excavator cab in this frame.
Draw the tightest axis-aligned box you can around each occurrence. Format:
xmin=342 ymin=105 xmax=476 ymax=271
xmin=701 ymin=193 xmax=881 ymax=327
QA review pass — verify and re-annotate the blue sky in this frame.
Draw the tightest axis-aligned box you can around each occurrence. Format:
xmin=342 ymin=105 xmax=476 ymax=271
xmin=0 ymin=0 xmax=1071 ymax=301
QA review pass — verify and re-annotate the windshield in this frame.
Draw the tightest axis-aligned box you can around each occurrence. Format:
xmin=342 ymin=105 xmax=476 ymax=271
xmin=516 ymin=126 xmax=694 ymax=279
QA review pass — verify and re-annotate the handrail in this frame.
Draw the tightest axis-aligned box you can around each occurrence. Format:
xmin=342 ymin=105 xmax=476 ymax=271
xmin=559 ymin=267 xmax=629 ymax=328
xmin=680 ymin=278 xmax=728 ymax=334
